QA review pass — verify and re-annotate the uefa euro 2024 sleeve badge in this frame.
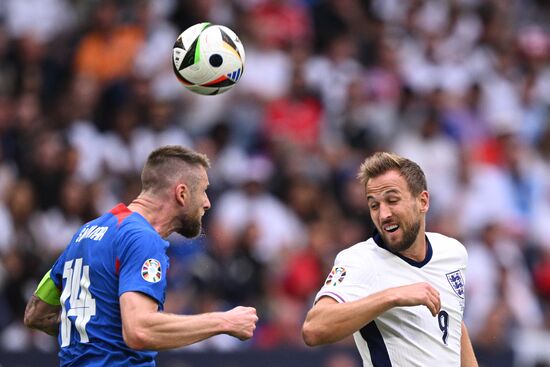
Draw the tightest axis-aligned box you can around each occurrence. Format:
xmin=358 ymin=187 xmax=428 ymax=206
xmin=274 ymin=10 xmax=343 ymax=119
xmin=325 ymin=266 xmax=347 ymax=286
xmin=142 ymin=259 xmax=162 ymax=283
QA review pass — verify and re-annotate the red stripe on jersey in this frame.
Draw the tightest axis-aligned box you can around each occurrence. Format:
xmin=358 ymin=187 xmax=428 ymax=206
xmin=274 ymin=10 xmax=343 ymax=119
xmin=115 ymin=257 xmax=120 ymax=275
xmin=110 ymin=203 xmax=132 ymax=226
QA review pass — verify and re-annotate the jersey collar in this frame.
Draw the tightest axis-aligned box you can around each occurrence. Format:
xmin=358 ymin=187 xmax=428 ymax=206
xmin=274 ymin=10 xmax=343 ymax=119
xmin=373 ymin=231 xmax=433 ymax=268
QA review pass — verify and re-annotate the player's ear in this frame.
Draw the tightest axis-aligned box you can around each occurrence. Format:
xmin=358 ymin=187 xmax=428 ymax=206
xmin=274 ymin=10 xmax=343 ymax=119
xmin=418 ymin=190 xmax=429 ymax=213
xmin=175 ymin=184 xmax=188 ymax=206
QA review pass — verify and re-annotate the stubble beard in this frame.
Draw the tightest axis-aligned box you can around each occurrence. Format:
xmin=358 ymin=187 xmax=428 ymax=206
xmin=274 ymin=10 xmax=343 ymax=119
xmin=383 ymin=218 xmax=421 ymax=254
xmin=177 ymin=212 xmax=203 ymax=238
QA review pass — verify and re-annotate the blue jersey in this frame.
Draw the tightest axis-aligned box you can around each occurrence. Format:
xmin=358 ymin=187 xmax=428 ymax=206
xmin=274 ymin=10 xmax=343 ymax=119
xmin=50 ymin=203 xmax=169 ymax=366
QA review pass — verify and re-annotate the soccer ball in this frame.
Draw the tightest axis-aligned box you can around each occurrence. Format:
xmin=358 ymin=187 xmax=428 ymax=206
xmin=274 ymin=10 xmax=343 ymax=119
xmin=172 ymin=23 xmax=246 ymax=95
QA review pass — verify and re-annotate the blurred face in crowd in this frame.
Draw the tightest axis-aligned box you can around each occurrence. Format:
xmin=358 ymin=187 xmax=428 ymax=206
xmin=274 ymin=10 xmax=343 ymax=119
xmin=9 ymin=181 xmax=35 ymax=223
xmin=366 ymin=170 xmax=428 ymax=253
xmin=175 ymin=167 xmax=211 ymax=238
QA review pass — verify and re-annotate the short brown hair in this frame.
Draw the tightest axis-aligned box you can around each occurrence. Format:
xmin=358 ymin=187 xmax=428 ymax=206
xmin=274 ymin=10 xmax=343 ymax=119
xmin=141 ymin=146 xmax=210 ymax=194
xmin=357 ymin=152 xmax=427 ymax=196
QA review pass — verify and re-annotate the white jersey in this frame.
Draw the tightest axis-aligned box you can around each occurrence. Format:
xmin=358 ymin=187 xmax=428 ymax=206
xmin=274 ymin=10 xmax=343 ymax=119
xmin=315 ymin=232 xmax=467 ymax=367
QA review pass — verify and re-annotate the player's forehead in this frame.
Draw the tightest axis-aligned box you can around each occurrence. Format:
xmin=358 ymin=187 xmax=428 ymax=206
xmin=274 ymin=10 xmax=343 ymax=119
xmin=366 ymin=170 xmax=408 ymax=198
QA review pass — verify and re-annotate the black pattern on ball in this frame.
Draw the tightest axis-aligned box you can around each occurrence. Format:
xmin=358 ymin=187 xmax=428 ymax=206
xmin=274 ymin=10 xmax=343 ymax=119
xmin=180 ymin=36 xmax=199 ymax=70
xmin=220 ymin=29 xmax=241 ymax=58
xmin=209 ymin=54 xmax=223 ymax=67
xmin=173 ymin=36 xmax=184 ymax=50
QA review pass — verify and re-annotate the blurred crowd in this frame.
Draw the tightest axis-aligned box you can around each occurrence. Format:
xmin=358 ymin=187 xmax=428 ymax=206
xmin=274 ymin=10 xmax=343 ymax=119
xmin=1 ymin=0 xmax=550 ymax=366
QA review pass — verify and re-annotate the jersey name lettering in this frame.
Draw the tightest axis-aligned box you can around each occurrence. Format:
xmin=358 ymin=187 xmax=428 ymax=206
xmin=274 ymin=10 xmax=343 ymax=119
xmin=75 ymin=225 xmax=108 ymax=243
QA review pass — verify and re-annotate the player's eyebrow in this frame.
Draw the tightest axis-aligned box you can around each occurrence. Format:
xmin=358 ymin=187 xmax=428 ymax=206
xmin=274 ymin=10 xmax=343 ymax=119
xmin=367 ymin=189 xmax=400 ymax=201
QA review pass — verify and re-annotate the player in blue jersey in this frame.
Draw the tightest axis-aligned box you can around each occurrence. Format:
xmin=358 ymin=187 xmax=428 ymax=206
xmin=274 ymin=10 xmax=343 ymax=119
xmin=302 ymin=152 xmax=478 ymax=366
xmin=24 ymin=145 xmax=258 ymax=366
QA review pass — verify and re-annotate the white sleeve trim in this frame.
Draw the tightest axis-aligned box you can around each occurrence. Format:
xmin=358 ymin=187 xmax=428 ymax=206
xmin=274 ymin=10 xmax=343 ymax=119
xmin=315 ymin=291 xmax=346 ymax=304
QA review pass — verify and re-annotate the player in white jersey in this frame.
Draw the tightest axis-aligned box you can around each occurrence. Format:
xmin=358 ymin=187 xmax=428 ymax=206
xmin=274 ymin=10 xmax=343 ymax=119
xmin=302 ymin=152 xmax=478 ymax=367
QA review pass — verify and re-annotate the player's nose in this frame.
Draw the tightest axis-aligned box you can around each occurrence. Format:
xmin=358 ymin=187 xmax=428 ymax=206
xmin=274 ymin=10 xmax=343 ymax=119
xmin=379 ymin=202 xmax=392 ymax=219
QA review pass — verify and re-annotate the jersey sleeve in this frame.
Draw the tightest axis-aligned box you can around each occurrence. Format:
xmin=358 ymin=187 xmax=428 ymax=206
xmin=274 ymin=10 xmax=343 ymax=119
xmin=50 ymin=249 xmax=68 ymax=289
xmin=456 ymin=237 xmax=468 ymax=301
xmin=314 ymin=246 xmax=376 ymax=304
xmin=117 ymin=229 xmax=169 ymax=309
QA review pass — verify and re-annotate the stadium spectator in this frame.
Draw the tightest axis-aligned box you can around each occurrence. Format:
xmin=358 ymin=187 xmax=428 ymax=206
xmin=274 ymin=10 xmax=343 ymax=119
xmin=73 ymin=0 xmax=144 ymax=85
xmin=4 ymin=180 xmax=40 ymax=255
xmin=392 ymin=107 xmax=460 ymax=218
xmin=188 ymin=219 xmax=266 ymax=307
xmin=465 ymin=221 xmax=543 ymax=341
xmin=262 ymin=68 xmax=323 ymax=149
xmin=212 ymin=155 xmax=307 ymax=263
xmin=247 ymin=0 xmax=312 ymax=50
xmin=30 ymin=178 xmax=95 ymax=258
xmin=3 ymin=0 xmax=75 ymax=45
xmin=130 ymin=96 xmax=194 ymax=172
xmin=304 ymin=33 xmax=362 ymax=127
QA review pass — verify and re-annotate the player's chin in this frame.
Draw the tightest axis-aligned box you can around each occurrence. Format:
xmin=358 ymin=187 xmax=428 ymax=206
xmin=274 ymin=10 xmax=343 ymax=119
xmin=382 ymin=232 xmax=403 ymax=250
xmin=177 ymin=222 xmax=202 ymax=238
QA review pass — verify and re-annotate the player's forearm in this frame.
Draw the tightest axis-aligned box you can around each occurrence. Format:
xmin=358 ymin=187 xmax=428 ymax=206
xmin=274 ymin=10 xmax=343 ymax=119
xmin=123 ymin=311 xmax=229 ymax=350
xmin=460 ymin=322 xmax=479 ymax=367
xmin=302 ymin=290 xmax=397 ymax=346
xmin=24 ymin=295 xmax=61 ymax=336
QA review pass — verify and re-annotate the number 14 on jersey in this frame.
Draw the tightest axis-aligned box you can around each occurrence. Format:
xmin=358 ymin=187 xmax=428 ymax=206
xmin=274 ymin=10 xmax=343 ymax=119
xmin=60 ymin=258 xmax=97 ymax=347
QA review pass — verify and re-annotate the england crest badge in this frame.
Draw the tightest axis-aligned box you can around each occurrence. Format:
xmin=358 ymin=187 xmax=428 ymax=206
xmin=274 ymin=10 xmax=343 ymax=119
xmin=446 ymin=270 xmax=465 ymax=299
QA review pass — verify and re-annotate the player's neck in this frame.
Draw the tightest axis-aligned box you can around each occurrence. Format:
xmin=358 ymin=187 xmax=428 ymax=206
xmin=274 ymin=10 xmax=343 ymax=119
xmin=398 ymin=231 xmax=427 ymax=262
xmin=128 ymin=196 xmax=174 ymax=237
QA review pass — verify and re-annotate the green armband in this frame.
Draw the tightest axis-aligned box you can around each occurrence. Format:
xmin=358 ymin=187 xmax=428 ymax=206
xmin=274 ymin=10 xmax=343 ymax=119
xmin=35 ymin=270 xmax=61 ymax=306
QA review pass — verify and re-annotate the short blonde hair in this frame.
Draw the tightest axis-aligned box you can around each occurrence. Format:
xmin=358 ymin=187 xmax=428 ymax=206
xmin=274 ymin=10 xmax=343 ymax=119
xmin=357 ymin=152 xmax=427 ymax=196
xmin=141 ymin=145 xmax=210 ymax=194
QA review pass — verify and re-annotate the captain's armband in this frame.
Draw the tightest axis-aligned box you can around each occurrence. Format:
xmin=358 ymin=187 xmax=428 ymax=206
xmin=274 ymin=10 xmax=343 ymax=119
xmin=34 ymin=270 xmax=61 ymax=306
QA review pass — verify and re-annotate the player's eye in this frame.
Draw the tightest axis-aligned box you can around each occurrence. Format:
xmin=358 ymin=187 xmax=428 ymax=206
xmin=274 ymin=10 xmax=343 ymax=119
xmin=387 ymin=197 xmax=400 ymax=204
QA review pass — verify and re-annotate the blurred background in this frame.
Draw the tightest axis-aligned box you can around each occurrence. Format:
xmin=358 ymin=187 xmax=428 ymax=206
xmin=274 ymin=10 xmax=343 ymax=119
xmin=0 ymin=0 xmax=550 ymax=366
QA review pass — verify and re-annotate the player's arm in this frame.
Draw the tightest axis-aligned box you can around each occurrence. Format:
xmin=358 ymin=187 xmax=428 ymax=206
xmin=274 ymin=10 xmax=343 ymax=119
xmin=24 ymin=270 xmax=61 ymax=336
xmin=120 ymin=291 xmax=258 ymax=350
xmin=302 ymin=282 xmax=441 ymax=346
xmin=460 ymin=321 xmax=479 ymax=367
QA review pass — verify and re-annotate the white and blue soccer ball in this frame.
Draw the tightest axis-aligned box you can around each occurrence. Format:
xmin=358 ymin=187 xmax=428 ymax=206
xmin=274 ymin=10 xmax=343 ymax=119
xmin=172 ymin=22 xmax=246 ymax=95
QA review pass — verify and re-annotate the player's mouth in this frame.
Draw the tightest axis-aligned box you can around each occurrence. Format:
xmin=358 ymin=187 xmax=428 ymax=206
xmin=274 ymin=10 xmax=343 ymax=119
xmin=383 ymin=224 xmax=399 ymax=233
